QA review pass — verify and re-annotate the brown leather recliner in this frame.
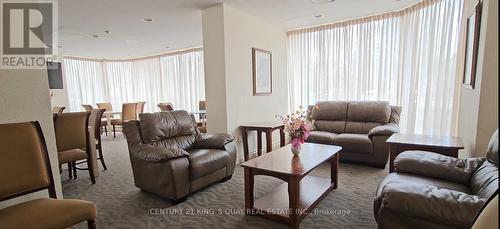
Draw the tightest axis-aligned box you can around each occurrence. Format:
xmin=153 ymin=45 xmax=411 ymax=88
xmin=306 ymin=101 xmax=402 ymax=168
xmin=123 ymin=111 xmax=236 ymax=204
xmin=374 ymin=130 xmax=499 ymax=229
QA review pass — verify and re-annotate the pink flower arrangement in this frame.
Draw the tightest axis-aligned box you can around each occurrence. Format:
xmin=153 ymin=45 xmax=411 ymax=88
xmin=277 ymin=106 xmax=314 ymax=149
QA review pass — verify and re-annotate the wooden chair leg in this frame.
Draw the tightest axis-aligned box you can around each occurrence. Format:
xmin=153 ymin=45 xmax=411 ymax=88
xmin=98 ymin=145 xmax=107 ymax=170
xmin=59 ymin=164 xmax=62 ymax=174
xmin=68 ymin=163 xmax=73 ymax=179
xmin=104 ymin=126 xmax=108 ymax=136
xmin=87 ymin=158 xmax=96 ymax=184
xmin=87 ymin=220 xmax=96 ymax=229
xmin=73 ymin=162 xmax=77 ymax=179
xmin=112 ymin=125 xmax=116 ymax=138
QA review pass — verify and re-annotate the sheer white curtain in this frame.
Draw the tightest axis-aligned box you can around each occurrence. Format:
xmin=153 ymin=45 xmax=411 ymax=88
xmin=287 ymin=0 xmax=463 ymax=136
xmin=64 ymin=48 xmax=205 ymax=113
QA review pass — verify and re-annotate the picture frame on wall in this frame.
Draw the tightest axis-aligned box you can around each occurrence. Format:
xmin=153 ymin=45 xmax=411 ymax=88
xmin=252 ymin=48 xmax=272 ymax=95
xmin=463 ymin=1 xmax=482 ymax=89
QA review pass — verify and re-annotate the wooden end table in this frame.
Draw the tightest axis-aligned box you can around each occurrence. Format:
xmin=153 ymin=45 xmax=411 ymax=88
xmin=240 ymin=143 xmax=341 ymax=229
xmin=240 ymin=122 xmax=285 ymax=161
xmin=387 ymin=133 xmax=464 ymax=173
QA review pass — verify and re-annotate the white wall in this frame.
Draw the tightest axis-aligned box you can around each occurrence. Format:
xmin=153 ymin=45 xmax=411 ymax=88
xmin=202 ymin=4 xmax=289 ymax=161
xmin=458 ymin=0 xmax=499 ymax=157
xmin=0 ymin=69 xmax=63 ymax=208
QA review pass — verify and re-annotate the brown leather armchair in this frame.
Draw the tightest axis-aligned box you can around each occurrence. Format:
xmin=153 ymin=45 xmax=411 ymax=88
xmin=123 ymin=111 xmax=236 ymax=204
xmin=374 ymin=130 xmax=499 ymax=229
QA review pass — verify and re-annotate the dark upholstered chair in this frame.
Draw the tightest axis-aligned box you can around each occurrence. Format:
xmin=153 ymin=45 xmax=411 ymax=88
xmin=0 ymin=121 xmax=97 ymax=229
xmin=306 ymin=101 xmax=401 ymax=168
xmin=123 ymin=111 xmax=236 ymax=204
xmin=374 ymin=130 xmax=499 ymax=229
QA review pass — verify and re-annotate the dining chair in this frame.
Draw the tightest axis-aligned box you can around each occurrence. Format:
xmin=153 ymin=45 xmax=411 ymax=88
xmin=52 ymin=106 xmax=66 ymax=115
xmin=111 ymin=103 xmax=137 ymax=138
xmin=96 ymin=103 xmax=112 ymax=136
xmin=157 ymin=102 xmax=174 ymax=111
xmin=136 ymin=101 xmax=146 ymax=118
xmin=90 ymin=109 xmax=107 ymax=170
xmin=0 ymin=121 xmax=97 ymax=229
xmin=54 ymin=112 xmax=96 ymax=184
xmin=82 ymin=104 xmax=93 ymax=112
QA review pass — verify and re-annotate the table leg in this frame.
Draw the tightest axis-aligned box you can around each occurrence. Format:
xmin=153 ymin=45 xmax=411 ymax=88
xmin=389 ymin=144 xmax=399 ymax=173
xmin=266 ymin=130 xmax=273 ymax=153
xmin=244 ymin=168 xmax=254 ymax=211
xmin=105 ymin=113 xmax=112 ymax=136
xmin=242 ymin=128 xmax=249 ymax=161
xmin=288 ymin=176 xmax=300 ymax=229
xmin=279 ymin=127 xmax=285 ymax=147
xmin=331 ymin=154 xmax=338 ymax=189
xmin=257 ymin=130 xmax=262 ymax=156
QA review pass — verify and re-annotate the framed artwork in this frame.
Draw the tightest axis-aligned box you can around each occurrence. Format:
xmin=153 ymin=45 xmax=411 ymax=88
xmin=252 ymin=48 xmax=272 ymax=95
xmin=463 ymin=1 xmax=482 ymax=89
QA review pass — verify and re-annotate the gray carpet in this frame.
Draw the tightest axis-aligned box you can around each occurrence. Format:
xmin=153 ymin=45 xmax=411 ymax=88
xmin=63 ymin=133 xmax=387 ymax=229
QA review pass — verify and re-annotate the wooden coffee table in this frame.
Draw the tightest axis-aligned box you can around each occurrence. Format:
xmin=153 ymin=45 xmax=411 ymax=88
xmin=387 ymin=133 xmax=464 ymax=173
xmin=240 ymin=143 xmax=341 ymax=229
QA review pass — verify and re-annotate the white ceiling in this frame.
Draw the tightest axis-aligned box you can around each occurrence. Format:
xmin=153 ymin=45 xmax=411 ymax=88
xmin=59 ymin=0 xmax=420 ymax=58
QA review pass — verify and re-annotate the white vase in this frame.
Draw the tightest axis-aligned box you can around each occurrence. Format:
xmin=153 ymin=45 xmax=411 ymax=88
xmin=291 ymin=143 xmax=301 ymax=156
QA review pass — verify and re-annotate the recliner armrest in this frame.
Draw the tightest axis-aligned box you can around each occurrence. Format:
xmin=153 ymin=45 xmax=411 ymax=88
xmin=395 ymin=151 xmax=486 ymax=184
xmin=130 ymin=144 xmax=189 ymax=162
xmin=192 ymin=134 xmax=235 ymax=150
xmin=376 ymin=182 xmax=486 ymax=227
xmin=368 ymin=123 xmax=399 ymax=137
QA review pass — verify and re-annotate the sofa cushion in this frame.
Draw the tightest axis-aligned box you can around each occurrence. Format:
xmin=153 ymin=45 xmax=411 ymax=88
xmin=314 ymin=120 xmax=345 ymax=133
xmin=376 ymin=173 xmax=471 ymax=197
xmin=347 ymin=101 xmax=391 ymax=123
xmin=187 ymin=149 xmax=228 ymax=180
xmin=345 ymin=121 xmax=382 ymax=134
xmin=306 ymin=131 xmax=337 ymax=145
xmin=334 ymin=133 xmax=372 ymax=154
xmin=311 ymin=101 xmax=348 ymax=121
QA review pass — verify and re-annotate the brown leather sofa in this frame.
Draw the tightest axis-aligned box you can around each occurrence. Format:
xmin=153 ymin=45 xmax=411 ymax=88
xmin=306 ymin=101 xmax=401 ymax=168
xmin=374 ymin=130 xmax=499 ymax=229
xmin=123 ymin=111 xmax=236 ymax=204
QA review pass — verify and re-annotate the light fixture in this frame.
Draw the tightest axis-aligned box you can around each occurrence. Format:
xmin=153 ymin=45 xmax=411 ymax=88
xmin=143 ymin=18 xmax=154 ymax=22
xmin=310 ymin=0 xmax=334 ymax=4
xmin=315 ymin=14 xmax=323 ymax=18
xmin=92 ymin=34 xmax=99 ymax=38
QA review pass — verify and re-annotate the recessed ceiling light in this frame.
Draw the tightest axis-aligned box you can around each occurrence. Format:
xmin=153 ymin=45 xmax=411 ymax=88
xmin=143 ymin=18 xmax=154 ymax=22
xmin=165 ymin=46 xmax=170 ymax=49
xmin=315 ymin=14 xmax=323 ymax=18
xmin=92 ymin=34 xmax=99 ymax=38
xmin=310 ymin=0 xmax=334 ymax=4
xmin=104 ymin=30 xmax=111 ymax=35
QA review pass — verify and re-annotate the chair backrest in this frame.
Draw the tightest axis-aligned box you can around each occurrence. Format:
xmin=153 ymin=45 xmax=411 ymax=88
xmin=54 ymin=112 xmax=90 ymax=152
xmin=136 ymin=102 xmax=146 ymax=117
xmin=134 ymin=111 xmax=198 ymax=149
xmin=82 ymin=104 xmax=93 ymax=112
xmin=0 ymin=121 xmax=56 ymax=201
xmin=470 ymin=129 xmax=499 ymax=199
xmin=122 ymin=103 xmax=138 ymax=121
xmin=52 ymin=106 xmax=66 ymax=115
xmin=199 ymin=101 xmax=206 ymax=110
xmin=89 ymin=109 xmax=105 ymax=138
xmin=96 ymin=103 xmax=113 ymax=111
xmin=157 ymin=102 xmax=174 ymax=112
xmin=310 ymin=101 xmax=401 ymax=134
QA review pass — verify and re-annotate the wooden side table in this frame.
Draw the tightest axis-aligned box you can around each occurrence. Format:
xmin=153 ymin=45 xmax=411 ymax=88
xmin=387 ymin=133 xmax=464 ymax=173
xmin=240 ymin=122 xmax=285 ymax=161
